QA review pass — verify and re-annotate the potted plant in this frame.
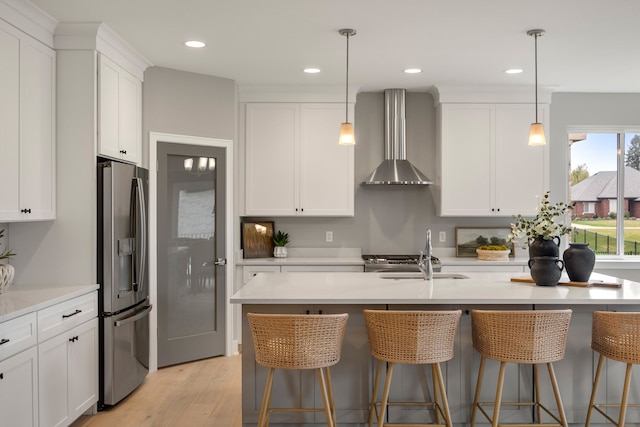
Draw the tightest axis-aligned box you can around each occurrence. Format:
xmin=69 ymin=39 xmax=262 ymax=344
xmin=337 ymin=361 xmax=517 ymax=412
xmin=508 ymin=191 xmax=574 ymax=259
xmin=273 ymin=230 xmax=290 ymax=258
xmin=476 ymin=245 xmax=511 ymax=261
xmin=0 ymin=228 xmax=16 ymax=293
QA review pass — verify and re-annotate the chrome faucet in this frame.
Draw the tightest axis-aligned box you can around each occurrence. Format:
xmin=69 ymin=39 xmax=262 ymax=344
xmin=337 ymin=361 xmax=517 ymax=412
xmin=418 ymin=229 xmax=433 ymax=281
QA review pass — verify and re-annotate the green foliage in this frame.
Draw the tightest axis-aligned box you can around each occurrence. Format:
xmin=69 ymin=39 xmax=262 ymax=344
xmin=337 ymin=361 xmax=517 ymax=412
xmin=272 ymin=230 xmax=290 ymax=247
xmin=508 ymin=191 xmax=574 ymax=249
xmin=625 ymin=135 xmax=640 ymax=171
xmin=570 ymin=163 xmax=589 ymax=186
xmin=477 ymin=245 xmax=509 ymax=251
xmin=0 ymin=229 xmax=16 ymax=261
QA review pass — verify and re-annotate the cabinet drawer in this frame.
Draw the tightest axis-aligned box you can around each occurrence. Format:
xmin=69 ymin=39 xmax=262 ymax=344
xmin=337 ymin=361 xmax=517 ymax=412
xmin=242 ymin=266 xmax=281 ymax=283
xmin=38 ymin=292 xmax=97 ymax=342
xmin=0 ymin=312 xmax=37 ymax=362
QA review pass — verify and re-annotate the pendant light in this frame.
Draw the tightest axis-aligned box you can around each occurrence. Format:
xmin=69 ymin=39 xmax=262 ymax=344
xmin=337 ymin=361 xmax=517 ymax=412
xmin=338 ymin=28 xmax=356 ymax=145
xmin=527 ymin=29 xmax=546 ymax=146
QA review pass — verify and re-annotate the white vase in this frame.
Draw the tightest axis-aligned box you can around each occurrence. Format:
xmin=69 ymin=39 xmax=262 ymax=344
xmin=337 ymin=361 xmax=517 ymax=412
xmin=274 ymin=246 xmax=287 ymax=258
xmin=0 ymin=264 xmax=15 ymax=293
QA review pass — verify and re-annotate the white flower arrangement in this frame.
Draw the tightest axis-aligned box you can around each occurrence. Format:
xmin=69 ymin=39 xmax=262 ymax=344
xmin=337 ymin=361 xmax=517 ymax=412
xmin=507 ymin=191 xmax=574 ymax=249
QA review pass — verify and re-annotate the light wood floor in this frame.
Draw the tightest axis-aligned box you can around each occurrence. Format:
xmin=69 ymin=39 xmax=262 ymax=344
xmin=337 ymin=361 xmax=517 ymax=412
xmin=71 ymin=354 xmax=242 ymax=427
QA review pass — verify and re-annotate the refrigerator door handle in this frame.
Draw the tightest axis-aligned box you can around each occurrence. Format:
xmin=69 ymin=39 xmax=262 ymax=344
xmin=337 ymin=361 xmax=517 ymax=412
xmin=130 ymin=177 xmax=147 ymax=293
xmin=114 ymin=304 xmax=152 ymax=327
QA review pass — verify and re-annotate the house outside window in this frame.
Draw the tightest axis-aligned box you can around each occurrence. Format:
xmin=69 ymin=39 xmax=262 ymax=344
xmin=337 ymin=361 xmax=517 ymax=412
xmin=569 ymin=131 xmax=640 ymax=256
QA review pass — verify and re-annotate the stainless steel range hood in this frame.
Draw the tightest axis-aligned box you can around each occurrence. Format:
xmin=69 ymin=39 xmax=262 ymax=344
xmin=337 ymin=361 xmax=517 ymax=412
xmin=361 ymin=89 xmax=433 ymax=185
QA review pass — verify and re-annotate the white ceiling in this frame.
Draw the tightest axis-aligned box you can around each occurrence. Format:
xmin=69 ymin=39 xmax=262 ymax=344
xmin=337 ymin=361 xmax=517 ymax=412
xmin=29 ymin=0 xmax=640 ymax=93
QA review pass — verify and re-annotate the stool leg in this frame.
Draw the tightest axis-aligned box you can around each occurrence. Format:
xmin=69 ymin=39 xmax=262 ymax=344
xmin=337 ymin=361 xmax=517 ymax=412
xmin=470 ymin=356 xmax=486 ymax=427
xmin=378 ymin=361 xmax=395 ymax=427
xmin=431 ymin=363 xmax=442 ymax=425
xmin=324 ymin=367 xmax=338 ymax=427
xmin=619 ymin=363 xmax=633 ymax=427
xmin=369 ymin=359 xmax=383 ymax=427
xmin=434 ymin=362 xmax=453 ymax=427
xmin=533 ymin=364 xmax=542 ymax=423
xmin=317 ymin=367 xmax=335 ymax=427
xmin=491 ymin=361 xmax=507 ymax=427
xmin=258 ymin=367 xmax=275 ymax=427
xmin=586 ymin=353 xmax=605 ymax=427
xmin=546 ymin=362 xmax=567 ymax=427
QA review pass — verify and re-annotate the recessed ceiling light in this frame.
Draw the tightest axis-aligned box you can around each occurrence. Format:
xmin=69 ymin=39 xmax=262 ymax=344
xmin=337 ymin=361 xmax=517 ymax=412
xmin=185 ymin=40 xmax=206 ymax=48
xmin=505 ymin=68 xmax=523 ymax=74
xmin=404 ymin=68 xmax=422 ymax=74
xmin=303 ymin=68 xmax=321 ymax=74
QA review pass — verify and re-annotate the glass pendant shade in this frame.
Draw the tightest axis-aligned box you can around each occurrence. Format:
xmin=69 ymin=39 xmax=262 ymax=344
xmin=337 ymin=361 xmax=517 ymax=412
xmin=528 ymin=122 xmax=546 ymax=146
xmin=339 ymin=122 xmax=355 ymax=145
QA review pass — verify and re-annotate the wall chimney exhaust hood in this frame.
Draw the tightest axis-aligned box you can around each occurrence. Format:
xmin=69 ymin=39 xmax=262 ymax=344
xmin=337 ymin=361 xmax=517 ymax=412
xmin=361 ymin=89 xmax=433 ymax=185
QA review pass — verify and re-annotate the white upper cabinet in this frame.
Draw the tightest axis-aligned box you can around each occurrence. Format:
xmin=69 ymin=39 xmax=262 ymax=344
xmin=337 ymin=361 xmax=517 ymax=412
xmin=98 ymin=54 xmax=142 ymax=165
xmin=244 ymin=102 xmax=354 ymax=216
xmin=436 ymin=102 xmax=549 ymax=217
xmin=0 ymin=18 xmax=55 ymax=222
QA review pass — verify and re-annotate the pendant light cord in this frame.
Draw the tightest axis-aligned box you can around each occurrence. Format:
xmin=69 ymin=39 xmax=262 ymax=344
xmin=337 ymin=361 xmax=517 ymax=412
xmin=345 ymin=32 xmax=350 ymax=122
xmin=534 ymin=32 xmax=539 ymax=123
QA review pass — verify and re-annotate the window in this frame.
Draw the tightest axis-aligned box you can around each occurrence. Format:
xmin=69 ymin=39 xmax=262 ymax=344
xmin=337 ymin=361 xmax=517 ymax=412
xmin=569 ymin=131 xmax=640 ymax=256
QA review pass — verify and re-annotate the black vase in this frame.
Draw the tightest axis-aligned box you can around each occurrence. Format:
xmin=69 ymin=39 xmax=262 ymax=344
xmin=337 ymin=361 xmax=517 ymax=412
xmin=563 ymin=243 xmax=596 ymax=282
xmin=528 ymin=256 xmax=564 ymax=287
xmin=528 ymin=235 xmax=560 ymax=259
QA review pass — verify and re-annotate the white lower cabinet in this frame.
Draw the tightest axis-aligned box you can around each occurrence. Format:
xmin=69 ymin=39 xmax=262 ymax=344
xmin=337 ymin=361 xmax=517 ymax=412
xmin=38 ymin=317 xmax=98 ymax=427
xmin=0 ymin=346 xmax=38 ymax=427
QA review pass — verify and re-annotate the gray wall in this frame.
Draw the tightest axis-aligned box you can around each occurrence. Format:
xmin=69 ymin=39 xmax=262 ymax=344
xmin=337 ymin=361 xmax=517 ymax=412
xmin=244 ymin=91 xmax=512 ymax=254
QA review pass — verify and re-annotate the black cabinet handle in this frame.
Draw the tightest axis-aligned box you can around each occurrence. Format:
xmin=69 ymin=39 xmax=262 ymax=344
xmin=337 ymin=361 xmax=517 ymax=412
xmin=62 ymin=309 xmax=82 ymax=319
xmin=68 ymin=336 xmax=79 ymax=343
xmin=0 ymin=373 xmax=3 ymax=380
xmin=20 ymin=208 xmax=31 ymax=213
xmin=0 ymin=338 xmax=9 ymax=345
xmin=120 ymin=149 xmax=127 ymax=154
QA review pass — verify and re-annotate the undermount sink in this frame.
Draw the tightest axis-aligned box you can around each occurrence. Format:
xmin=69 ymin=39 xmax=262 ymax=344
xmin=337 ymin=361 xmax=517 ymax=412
xmin=378 ymin=272 xmax=469 ymax=280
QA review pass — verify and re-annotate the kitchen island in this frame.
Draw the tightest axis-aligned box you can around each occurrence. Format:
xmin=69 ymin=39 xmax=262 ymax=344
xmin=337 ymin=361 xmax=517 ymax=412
xmin=231 ymin=271 xmax=640 ymax=427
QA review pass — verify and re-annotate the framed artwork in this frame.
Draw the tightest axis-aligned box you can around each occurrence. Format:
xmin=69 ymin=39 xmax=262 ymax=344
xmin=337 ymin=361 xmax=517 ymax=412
xmin=241 ymin=221 xmax=274 ymax=258
xmin=455 ymin=227 xmax=514 ymax=257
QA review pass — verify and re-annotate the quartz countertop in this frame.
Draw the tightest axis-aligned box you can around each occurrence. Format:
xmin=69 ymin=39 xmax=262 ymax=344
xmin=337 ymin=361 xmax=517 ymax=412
xmin=236 ymin=256 xmax=365 ymax=266
xmin=230 ymin=271 xmax=640 ymax=305
xmin=0 ymin=283 xmax=99 ymax=322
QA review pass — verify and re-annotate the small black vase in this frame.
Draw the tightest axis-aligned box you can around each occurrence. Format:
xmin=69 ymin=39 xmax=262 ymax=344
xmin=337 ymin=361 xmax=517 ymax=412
xmin=563 ymin=243 xmax=596 ymax=282
xmin=528 ymin=256 xmax=564 ymax=287
xmin=529 ymin=235 xmax=560 ymax=259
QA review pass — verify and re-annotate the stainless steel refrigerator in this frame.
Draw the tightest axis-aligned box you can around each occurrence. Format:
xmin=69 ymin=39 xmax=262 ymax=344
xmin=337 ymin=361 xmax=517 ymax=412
xmin=97 ymin=159 xmax=152 ymax=408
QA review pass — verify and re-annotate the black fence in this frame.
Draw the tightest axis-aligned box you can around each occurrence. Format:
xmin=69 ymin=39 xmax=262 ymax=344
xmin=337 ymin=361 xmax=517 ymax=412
xmin=571 ymin=228 xmax=640 ymax=255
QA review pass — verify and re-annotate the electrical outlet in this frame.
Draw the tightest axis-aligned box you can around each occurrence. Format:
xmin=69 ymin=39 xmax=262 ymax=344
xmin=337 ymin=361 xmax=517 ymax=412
xmin=439 ymin=231 xmax=446 ymax=243
xmin=326 ymin=231 xmax=333 ymax=242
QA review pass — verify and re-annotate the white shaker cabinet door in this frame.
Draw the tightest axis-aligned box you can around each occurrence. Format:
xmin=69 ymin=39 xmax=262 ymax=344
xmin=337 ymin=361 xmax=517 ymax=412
xmin=0 ymin=347 xmax=38 ymax=427
xmin=245 ymin=103 xmax=299 ymax=215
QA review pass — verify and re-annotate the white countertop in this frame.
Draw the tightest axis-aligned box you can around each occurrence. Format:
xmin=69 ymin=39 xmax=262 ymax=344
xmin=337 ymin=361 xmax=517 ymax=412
xmin=0 ymin=284 xmax=99 ymax=322
xmin=236 ymin=256 xmax=365 ymax=266
xmin=230 ymin=271 xmax=640 ymax=305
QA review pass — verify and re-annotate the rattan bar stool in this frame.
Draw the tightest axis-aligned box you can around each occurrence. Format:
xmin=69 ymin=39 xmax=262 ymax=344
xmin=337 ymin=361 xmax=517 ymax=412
xmin=363 ymin=309 xmax=462 ymax=427
xmin=470 ymin=309 xmax=572 ymax=427
xmin=586 ymin=311 xmax=640 ymax=427
xmin=247 ymin=312 xmax=349 ymax=427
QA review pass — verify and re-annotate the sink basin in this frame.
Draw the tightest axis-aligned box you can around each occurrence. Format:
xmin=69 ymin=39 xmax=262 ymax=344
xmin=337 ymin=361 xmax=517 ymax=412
xmin=378 ymin=272 xmax=469 ymax=280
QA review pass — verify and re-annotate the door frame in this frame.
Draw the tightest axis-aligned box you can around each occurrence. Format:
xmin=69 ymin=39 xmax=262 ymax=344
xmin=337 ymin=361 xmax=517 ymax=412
xmin=149 ymin=132 xmax=234 ymax=372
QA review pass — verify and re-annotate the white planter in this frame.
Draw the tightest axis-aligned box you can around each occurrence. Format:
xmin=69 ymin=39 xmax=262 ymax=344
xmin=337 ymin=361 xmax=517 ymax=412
xmin=0 ymin=264 xmax=15 ymax=293
xmin=273 ymin=246 xmax=288 ymax=258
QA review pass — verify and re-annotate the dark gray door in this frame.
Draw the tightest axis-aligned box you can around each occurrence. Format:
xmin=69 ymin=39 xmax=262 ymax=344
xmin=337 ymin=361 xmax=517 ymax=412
xmin=157 ymin=142 xmax=226 ymax=367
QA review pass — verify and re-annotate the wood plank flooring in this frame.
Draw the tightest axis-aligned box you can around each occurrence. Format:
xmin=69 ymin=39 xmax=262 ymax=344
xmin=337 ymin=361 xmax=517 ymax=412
xmin=71 ymin=354 xmax=242 ymax=427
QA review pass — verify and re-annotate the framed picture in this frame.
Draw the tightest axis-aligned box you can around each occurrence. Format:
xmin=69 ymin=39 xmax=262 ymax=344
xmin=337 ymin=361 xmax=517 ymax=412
xmin=241 ymin=221 xmax=274 ymax=258
xmin=455 ymin=227 xmax=514 ymax=257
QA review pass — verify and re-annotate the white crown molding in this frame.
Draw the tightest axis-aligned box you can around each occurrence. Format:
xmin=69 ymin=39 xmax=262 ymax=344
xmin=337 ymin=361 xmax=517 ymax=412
xmin=54 ymin=22 xmax=152 ymax=81
xmin=0 ymin=0 xmax=57 ymax=47
xmin=430 ymin=85 xmax=554 ymax=105
xmin=239 ymin=84 xmax=360 ymax=103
